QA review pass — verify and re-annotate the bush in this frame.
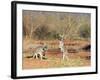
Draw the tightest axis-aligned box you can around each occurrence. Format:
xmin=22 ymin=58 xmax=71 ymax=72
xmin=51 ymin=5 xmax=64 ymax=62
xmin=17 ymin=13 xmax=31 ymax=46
xmin=34 ymin=25 xmax=49 ymax=40
xmin=33 ymin=25 xmax=59 ymax=40
xmin=79 ymin=24 xmax=90 ymax=39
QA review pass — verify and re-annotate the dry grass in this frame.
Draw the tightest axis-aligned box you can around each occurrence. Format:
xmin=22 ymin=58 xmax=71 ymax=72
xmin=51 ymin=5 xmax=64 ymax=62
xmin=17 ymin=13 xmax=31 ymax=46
xmin=22 ymin=39 xmax=91 ymax=69
xmin=22 ymin=53 xmax=90 ymax=69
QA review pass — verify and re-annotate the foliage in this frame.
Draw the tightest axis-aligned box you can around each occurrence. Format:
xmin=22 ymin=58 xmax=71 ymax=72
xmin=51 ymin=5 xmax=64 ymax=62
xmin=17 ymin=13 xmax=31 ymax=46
xmin=79 ymin=24 xmax=90 ymax=38
xmin=33 ymin=26 xmax=59 ymax=40
xmin=34 ymin=25 xmax=49 ymax=40
xmin=23 ymin=10 xmax=91 ymax=40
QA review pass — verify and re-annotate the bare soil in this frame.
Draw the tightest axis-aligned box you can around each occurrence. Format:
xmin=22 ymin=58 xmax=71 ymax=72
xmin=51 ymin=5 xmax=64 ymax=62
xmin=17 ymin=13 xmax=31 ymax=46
xmin=22 ymin=42 xmax=91 ymax=69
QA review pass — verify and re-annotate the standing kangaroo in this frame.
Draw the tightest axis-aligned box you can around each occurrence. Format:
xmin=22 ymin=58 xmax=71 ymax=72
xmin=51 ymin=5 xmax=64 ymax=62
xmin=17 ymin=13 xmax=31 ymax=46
xmin=59 ymin=34 xmax=68 ymax=60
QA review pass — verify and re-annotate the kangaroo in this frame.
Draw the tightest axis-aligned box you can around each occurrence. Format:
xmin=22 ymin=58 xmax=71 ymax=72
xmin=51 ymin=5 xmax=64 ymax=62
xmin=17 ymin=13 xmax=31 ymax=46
xmin=59 ymin=34 xmax=68 ymax=60
xmin=32 ymin=45 xmax=48 ymax=60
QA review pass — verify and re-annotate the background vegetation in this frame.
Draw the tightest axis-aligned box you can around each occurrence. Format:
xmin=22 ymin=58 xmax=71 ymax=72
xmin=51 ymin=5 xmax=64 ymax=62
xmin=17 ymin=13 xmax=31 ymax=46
xmin=23 ymin=10 xmax=91 ymax=40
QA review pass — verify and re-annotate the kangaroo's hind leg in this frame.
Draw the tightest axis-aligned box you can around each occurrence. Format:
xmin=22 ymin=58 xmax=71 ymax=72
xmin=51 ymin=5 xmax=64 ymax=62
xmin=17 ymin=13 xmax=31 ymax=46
xmin=63 ymin=50 xmax=68 ymax=60
xmin=33 ymin=53 xmax=38 ymax=59
xmin=39 ymin=53 xmax=43 ymax=60
xmin=62 ymin=52 xmax=65 ymax=60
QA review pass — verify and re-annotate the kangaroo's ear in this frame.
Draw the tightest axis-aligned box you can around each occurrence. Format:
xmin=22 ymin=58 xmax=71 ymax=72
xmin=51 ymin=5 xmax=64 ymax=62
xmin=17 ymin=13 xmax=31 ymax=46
xmin=42 ymin=47 xmax=45 ymax=51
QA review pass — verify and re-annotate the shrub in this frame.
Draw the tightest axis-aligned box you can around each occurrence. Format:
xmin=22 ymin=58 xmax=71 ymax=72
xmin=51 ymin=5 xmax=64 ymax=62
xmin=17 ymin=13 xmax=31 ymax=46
xmin=34 ymin=26 xmax=59 ymax=40
xmin=34 ymin=25 xmax=49 ymax=40
xmin=79 ymin=24 xmax=90 ymax=39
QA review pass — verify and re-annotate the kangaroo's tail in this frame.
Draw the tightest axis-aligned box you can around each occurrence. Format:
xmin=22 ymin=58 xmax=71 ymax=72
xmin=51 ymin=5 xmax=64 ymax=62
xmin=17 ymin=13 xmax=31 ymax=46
xmin=25 ymin=55 xmax=33 ymax=58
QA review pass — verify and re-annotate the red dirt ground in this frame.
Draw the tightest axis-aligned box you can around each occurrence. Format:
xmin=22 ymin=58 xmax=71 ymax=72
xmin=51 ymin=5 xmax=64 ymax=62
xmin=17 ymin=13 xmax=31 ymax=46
xmin=22 ymin=50 xmax=91 ymax=69
xmin=22 ymin=40 xmax=91 ymax=69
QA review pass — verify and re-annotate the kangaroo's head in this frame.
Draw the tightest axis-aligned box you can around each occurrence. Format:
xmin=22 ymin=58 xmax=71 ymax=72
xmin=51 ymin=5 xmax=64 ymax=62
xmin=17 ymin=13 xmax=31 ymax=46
xmin=42 ymin=45 xmax=48 ymax=51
